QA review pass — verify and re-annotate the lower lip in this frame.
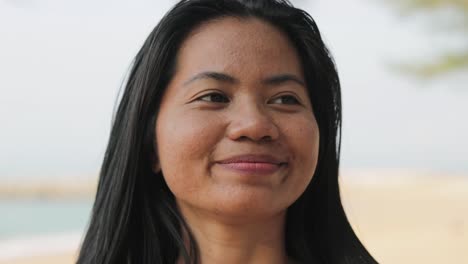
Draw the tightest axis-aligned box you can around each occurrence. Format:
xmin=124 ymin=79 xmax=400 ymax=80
xmin=216 ymin=162 xmax=284 ymax=175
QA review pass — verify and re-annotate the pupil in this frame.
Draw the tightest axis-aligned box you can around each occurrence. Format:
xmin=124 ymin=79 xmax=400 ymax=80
xmin=283 ymin=96 xmax=296 ymax=104
xmin=212 ymin=94 xmax=226 ymax=102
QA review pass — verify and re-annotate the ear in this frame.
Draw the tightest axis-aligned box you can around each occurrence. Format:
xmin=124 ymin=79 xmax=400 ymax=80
xmin=151 ymin=154 xmax=161 ymax=173
xmin=152 ymin=162 xmax=161 ymax=174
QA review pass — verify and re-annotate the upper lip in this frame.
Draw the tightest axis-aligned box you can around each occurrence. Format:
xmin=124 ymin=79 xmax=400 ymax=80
xmin=216 ymin=154 xmax=287 ymax=165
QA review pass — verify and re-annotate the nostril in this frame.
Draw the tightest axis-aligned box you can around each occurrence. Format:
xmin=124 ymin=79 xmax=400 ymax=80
xmin=236 ymin=135 xmax=273 ymax=143
xmin=226 ymin=114 xmax=280 ymax=142
xmin=260 ymin=135 xmax=273 ymax=142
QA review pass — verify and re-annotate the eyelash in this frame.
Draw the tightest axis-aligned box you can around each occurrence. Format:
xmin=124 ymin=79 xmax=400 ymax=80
xmin=195 ymin=92 xmax=301 ymax=105
xmin=269 ymin=94 xmax=301 ymax=105
xmin=197 ymin=92 xmax=230 ymax=103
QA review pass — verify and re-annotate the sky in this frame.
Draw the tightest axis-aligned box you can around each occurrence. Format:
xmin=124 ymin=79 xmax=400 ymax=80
xmin=1 ymin=0 xmax=467 ymax=180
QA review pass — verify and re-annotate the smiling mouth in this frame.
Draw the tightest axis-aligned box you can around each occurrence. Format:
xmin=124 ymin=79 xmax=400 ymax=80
xmin=216 ymin=162 xmax=287 ymax=175
xmin=217 ymin=155 xmax=287 ymax=175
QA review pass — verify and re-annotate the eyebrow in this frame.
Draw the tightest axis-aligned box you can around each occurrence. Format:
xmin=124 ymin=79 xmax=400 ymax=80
xmin=183 ymin=71 xmax=305 ymax=87
xmin=183 ymin=72 xmax=237 ymax=86
xmin=263 ymin=74 xmax=305 ymax=87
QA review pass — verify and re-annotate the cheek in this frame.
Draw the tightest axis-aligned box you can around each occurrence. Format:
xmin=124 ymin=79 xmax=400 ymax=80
xmin=155 ymin=110 xmax=222 ymax=191
xmin=302 ymin=119 xmax=320 ymax=173
xmin=284 ymin=112 xmax=319 ymax=153
xmin=284 ymin=114 xmax=320 ymax=185
xmin=302 ymin=119 xmax=320 ymax=162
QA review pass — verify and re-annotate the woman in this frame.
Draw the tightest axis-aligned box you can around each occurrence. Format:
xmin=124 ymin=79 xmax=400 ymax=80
xmin=77 ymin=0 xmax=377 ymax=263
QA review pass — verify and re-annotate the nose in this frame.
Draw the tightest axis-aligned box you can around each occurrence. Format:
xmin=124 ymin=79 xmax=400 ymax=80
xmin=226 ymin=101 xmax=280 ymax=142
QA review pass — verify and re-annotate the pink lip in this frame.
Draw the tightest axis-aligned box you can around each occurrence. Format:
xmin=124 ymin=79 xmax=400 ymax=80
xmin=216 ymin=154 xmax=287 ymax=175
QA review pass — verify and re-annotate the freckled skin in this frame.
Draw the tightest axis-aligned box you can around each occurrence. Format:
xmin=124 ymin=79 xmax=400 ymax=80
xmin=155 ymin=17 xmax=320 ymax=222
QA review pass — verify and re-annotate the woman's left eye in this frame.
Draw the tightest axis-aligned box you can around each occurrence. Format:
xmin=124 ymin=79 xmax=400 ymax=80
xmin=269 ymin=95 xmax=300 ymax=105
xmin=196 ymin=92 xmax=230 ymax=103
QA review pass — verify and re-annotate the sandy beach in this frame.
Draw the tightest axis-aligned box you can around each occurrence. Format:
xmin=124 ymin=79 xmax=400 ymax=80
xmin=1 ymin=169 xmax=467 ymax=264
xmin=0 ymin=253 xmax=76 ymax=264
xmin=340 ymin=170 xmax=468 ymax=263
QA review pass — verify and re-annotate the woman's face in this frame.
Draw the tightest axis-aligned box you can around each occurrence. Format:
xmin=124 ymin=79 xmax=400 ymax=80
xmin=155 ymin=17 xmax=319 ymax=220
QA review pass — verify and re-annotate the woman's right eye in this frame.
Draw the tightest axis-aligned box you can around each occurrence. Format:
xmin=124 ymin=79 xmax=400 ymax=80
xmin=196 ymin=92 xmax=230 ymax=103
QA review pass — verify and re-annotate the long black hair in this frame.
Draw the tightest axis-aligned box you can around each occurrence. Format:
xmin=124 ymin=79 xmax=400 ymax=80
xmin=77 ymin=0 xmax=377 ymax=263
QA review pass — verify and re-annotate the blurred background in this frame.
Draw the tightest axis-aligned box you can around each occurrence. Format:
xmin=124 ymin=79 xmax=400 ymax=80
xmin=0 ymin=0 xmax=467 ymax=263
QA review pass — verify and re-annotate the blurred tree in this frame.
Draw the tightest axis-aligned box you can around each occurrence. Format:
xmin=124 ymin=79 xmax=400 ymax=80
xmin=386 ymin=0 xmax=468 ymax=78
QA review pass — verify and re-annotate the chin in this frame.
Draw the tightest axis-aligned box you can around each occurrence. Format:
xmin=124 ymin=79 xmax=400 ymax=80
xmin=208 ymin=190 xmax=292 ymax=220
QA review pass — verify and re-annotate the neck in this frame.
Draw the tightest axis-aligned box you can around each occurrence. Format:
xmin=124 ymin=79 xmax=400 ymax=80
xmin=176 ymin=206 xmax=291 ymax=264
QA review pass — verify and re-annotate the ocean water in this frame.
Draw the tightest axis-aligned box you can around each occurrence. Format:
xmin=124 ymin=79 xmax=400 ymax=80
xmin=0 ymin=199 xmax=92 ymax=240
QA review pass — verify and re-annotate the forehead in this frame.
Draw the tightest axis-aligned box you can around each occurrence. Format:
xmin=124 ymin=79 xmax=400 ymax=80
xmin=174 ymin=17 xmax=303 ymax=80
